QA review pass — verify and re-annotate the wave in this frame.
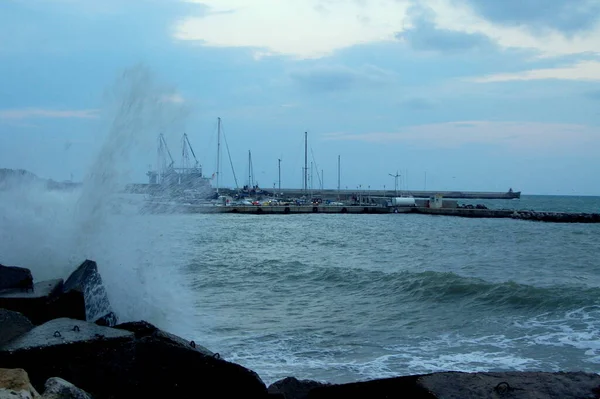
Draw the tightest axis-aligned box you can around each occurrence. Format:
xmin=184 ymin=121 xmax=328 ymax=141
xmin=233 ymin=261 xmax=600 ymax=313
xmin=0 ymin=66 xmax=199 ymax=338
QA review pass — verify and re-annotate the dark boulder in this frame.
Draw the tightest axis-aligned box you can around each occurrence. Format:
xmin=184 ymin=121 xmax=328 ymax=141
xmin=114 ymin=320 xmax=214 ymax=356
xmin=0 ymin=318 xmax=268 ymax=398
xmin=268 ymin=377 xmax=331 ymax=399
xmin=59 ymin=260 xmax=116 ymax=326
xmin=0 ymin=264 xmax=33 ymax=292
xmin=307 ymin=375 xmax=435 ymax=399
xmin=42 ymin=377 xmax=92 ymax=399
xmin=0 ymin=309 xmax=34 ymax=346
xmin=416 ymin=371 xmax=600 ymax=399
xmin=0 ymin=279 xmax=64 ymax=325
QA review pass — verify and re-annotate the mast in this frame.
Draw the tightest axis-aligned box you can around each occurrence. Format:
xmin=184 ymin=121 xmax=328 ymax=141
xmin=216 ymin=117 xmax=221 ymax=194
xmin=337 ymin=155 xmax=340 ymax=196
xmin=278 ymin=158 xmax=281 ymax=192
xmin=304 ymin=132 xmax=308 ymax=194
xmin=248 ymin=150 xmax=252 ymax=187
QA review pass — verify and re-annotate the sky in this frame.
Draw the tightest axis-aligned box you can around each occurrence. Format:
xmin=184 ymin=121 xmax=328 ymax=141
xmin=1 ymin=0 xmax=599 ymax=195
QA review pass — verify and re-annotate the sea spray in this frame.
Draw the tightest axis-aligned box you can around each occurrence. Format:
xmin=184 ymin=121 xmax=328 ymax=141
xmin=0 ymin=65 xmax=199 ymax=338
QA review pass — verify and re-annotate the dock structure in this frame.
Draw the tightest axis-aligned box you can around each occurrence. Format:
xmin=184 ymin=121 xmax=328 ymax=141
xmin=225 ymin=205 xmax=404 ymax=214
xmin=125 ymin=184 xmax=520 ymax=200
xmin=216 ymin=188 xmax=521 ymax=200
xmin=142 ymin=203 xmax=600 ymax=223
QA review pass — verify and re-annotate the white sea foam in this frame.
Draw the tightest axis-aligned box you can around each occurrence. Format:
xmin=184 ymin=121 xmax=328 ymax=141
xmin=0 ymin=66 xmax=198 ymax=338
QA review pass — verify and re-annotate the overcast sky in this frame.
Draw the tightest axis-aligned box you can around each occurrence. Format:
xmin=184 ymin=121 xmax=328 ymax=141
xmin=1 ymin=0 xmax=599 ymax=195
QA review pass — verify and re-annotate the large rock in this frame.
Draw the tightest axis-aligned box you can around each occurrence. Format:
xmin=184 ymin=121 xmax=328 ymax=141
xmin=0 ymin=280 xmax=64 ymax=325
xmin=114 ymin=320 xmax=214 ymax=356
xmin=58 ymin=260 xmax=116 ymax=326
xmin=0 ymin=368 xmax=40 ymax=398
xmin=0 ymin=309 xmax=34 ymax=347
xmin=0 ymin=318 xmax=267 ymax=398
xmin=307 ymin=375 xmax=435 ymax=398
xmin=0 ymin=265 xmax=33 ymax=292
xmin=268 ymin=377 xmax=330 ymax=399
xmin=417 ymin=371 xmax=600 ymax=399
xmin=41 ymin=377 xmax=91 ymax=399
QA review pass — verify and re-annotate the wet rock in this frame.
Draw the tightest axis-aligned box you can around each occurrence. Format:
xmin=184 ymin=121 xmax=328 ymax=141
xmin=0 ymin=368 xmax=40 ymax=398
xmin=268 ymin=377 xmax=331 ymax=399
xmin=114 ymin=320 xmax=213 ymax=356
xmin=0 ymin=318 xmax=134 ymax=396
xmin=0 ymin=265 xmax=33 ymax=292
xmin=417 ymin=371 xmax=600 ymax=399
xmin=0 ymin=280 xmax=64 ymax=325
xmin=60 ymin=260 xmax=116 ymax=326
xmin=0 ymin=318 xmax=267 ymax=398
xmin=0 ymin=309 xmax=34 ymax=347
xmin=41 ymin=377 xmax=91 ymax=399
xmin=307 ymin=375 xmax=435 ymax=399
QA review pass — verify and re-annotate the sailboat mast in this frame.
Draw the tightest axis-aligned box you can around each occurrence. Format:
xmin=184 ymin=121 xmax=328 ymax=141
xmin=278 ymin=158 xmax=281 ymax=192
xmin=248 ymin=150 xmax=251 ymax=187
xmin=216 ymin=117 xmax=221 ymax=194
xmin=304 ymin=132 xmax=308 ymax=193
xmin=337 ymin=155 xmax=340 ymax=193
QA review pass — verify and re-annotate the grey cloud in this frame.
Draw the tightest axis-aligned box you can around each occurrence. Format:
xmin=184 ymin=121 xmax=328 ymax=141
xmin=462 ymin=0 xmax=600 ymax=34
xmin=289 ymin=65 xmax=395 ymax=92
xmin=398 ymin=5 xmax=497 ymax=54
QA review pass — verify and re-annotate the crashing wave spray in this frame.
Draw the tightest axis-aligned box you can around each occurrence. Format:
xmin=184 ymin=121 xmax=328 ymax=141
xmin=0 ymin=65 xmax=198 ymax=337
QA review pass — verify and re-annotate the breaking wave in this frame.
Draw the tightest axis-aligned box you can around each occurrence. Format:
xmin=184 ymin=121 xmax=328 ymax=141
xmin=0 ymin=66 xmax=198 ymax=338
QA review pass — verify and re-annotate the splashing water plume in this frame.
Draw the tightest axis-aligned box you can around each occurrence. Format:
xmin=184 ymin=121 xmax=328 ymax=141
xmin=0 ymin=65 xmax=198 ymax=337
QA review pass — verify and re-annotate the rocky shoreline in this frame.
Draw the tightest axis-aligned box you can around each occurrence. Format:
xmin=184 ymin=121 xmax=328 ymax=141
xmin=1 ymin=261 xmax=599 ymax=398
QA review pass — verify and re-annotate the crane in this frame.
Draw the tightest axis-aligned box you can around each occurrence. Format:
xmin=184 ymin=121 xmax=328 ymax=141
xmin=182 ymin=133 xmax=200 ymax=171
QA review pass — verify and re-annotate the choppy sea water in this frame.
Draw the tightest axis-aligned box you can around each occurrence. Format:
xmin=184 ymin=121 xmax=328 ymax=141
xmin=1 ymin=190 xmax=599 ymax=386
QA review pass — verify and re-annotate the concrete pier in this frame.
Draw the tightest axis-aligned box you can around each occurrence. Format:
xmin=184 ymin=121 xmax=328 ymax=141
xmin=225 ymin=205 xmax=406 ymax=214
xmin=202 ymin=205 xmax=600 ymax=223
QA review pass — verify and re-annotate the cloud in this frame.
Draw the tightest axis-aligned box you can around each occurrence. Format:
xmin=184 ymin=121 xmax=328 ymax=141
xmin=323 ymin=121 xmax=599 ymax=151
xmin=0 ymin=108 xmax=100 ymax=120
xmin=161 ymin=93 xmax=185 ymax=104
xmin=289 ymin=64 xmax=396 ymax=92
xmin=174 ymin=0 xmax=411 ymax=59
xmin=398 ymin=4 xmax=496 ymax=54
xmin=463 ymin=0 xmax=600 ymax=34
xmin=471 ymin=60 xmax=600 ymax=83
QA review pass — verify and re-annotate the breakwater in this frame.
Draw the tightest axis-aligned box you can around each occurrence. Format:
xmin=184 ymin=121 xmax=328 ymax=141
xmin=162 ymin=203 xmax=600 ymax=223
xmin=273 ymin=188 xmax=521 ymax=200
xmin=2 ymin=260 xmax=600 ymax=398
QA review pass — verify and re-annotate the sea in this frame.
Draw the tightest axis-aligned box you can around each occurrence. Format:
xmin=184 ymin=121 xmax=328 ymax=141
xmin=1 ymin=185 xmax=599 ymax=385
xmin=1 ymin=71 xmax=598 ymax=385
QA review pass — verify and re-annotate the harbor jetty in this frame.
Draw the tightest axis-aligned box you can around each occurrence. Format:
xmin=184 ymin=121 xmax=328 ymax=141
xmin=271 ymin=188 xmax=521 ymax=200
xmin=2 ymin=260 xmax=600 ymax=398
xmin=142 ymin=201 xmax=600 ymax=223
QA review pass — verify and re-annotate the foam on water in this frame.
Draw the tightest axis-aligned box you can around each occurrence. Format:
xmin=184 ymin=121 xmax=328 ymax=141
xmin=0 ymin=66 xmax=198 ymax=338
